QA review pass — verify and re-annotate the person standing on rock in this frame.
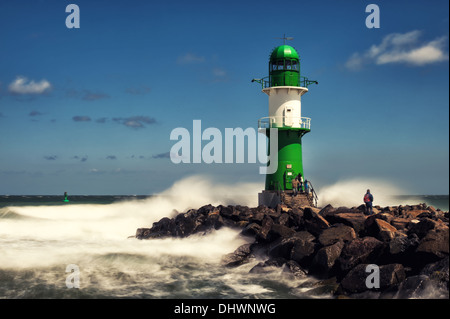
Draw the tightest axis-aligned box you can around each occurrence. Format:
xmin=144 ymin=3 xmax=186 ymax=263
xmin=364 ymin=189 xmax=374 ymax=215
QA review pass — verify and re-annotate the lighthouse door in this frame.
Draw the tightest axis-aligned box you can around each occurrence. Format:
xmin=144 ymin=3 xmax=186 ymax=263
xmin=284 ymin=168 xmax=295 ymax=190
xmin=284 ymin=106 xmax=294 ymax=127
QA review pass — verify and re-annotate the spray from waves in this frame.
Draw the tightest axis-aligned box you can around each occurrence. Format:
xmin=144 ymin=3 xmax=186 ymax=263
xmin=316 ymin=178 xmax=414 ymax=208
xmin=4 ymin=175 xmax=261 ymax=241
xmin=0 ymin=175 xmax=261 ymax=270
xmin=1 ymin=174 xmax=300 ymax=298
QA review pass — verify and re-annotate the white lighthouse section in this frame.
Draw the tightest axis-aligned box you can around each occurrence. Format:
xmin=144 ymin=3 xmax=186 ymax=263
xmin=261 ymin=86 xmax=309 ymax=129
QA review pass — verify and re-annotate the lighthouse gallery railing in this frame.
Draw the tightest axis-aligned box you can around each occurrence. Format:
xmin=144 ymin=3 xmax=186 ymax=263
xmin=258 ymin=116 xmax=311 ymax=130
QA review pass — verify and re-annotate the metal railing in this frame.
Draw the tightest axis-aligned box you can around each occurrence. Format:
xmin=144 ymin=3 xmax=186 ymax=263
xmin=251 ymin=76 xmax=318 ymax=89
xmin=305 ymin=180 xmax=318 ymax=207
xmin=258 ymin=116 xmax=311 ymax=130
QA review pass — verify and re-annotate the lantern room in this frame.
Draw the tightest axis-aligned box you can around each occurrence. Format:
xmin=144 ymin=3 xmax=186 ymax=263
xmin=269 ymin=45 xmax=300 ymax=87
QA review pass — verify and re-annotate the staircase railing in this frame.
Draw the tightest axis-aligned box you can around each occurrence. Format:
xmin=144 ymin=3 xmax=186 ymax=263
xmin=305 ymin=181 xmax=319 ymax=207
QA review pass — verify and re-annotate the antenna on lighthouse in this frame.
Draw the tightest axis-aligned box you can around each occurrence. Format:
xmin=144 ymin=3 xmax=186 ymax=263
xmin=276 ymin=34 xmax=294 ymax=45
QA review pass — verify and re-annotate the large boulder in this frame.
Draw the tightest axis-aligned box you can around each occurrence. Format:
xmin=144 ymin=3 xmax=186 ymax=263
xmin=303 ymin=207 xmax=330 ymax=236
xmin=416 ymin=228 xmax=449 ymax=262
xmin=318 ymin=224 xmax=356 ymax=246
xmin=364 ymin=217 xmax=399 ymax=242
xmin=387 ymin=233 xmax=420 ymax=267
xmin=282 ymin=260 xmax=308 ymax=279
xmin=338 ymin=236 xmax=385 ymax=274
xmin=390 ymin=217 xmax=410 ymax=231
xmin=241 ymin=222 xmax=261 ymax=237
xmin=287 ymin=207 xmax=305 ymax=230
xmin=269 ymin=223 xmax=296 ymax=240
xmin=325 ymin=210 xmax=367 ymax=236
xmin=311 ymin=240 xmax=345 ymax=275
xmin=221 ymin=243 xmax=254 ymax=267
xmin=255 ymin=216 xmax=274 ymax=243
xmin=420 ymin=257 xmax=449 ymax=290
xmin=338 ymin=263 xmax=406 ymax=294
xmin=268 ymin=231 xmax=314 ymax=259
xmin=408 ymin=218 xmax=442 ymax=238
xmin=290 ymin=238 xmax=317 ymax=267
xmin=172 ymin=212 xmax=198 ymax=237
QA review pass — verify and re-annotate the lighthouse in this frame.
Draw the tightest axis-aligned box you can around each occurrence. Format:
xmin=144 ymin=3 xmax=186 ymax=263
xmin=253 ymin=41 xmax=318 ymax=208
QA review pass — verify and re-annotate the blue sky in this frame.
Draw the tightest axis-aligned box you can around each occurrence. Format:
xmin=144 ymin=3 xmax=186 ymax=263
xmin=0 ymin=0 xmax=448 ymax=195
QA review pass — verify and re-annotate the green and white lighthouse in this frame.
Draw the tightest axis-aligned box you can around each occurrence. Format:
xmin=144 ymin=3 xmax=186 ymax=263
xmin=253 ymin=42 xmax=318 ymax=208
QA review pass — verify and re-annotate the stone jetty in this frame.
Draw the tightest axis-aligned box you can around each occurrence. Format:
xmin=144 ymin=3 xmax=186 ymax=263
xmin=135 ymin=201 xmax=449 ymax=298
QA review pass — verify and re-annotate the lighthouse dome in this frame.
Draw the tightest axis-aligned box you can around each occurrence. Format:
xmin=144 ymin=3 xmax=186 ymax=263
xmin=270 ymin=45 xmax=299 ymax=60
xmin=268 ymin=45 xmax=300 ymax=87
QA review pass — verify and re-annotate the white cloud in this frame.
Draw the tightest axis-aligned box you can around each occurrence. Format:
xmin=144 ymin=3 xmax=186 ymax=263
xmin=212 ymin=67 xmax=226 ymax=77
xmin=177 ymin=53 xmax=205 ymax=64
xmin=8 ymin=76 xmax=52 ymax=94
xmin=345 ymin=31 xmax=448 ymax=70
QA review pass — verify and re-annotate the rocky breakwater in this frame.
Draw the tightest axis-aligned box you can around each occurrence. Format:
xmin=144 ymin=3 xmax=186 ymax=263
xmin=135 ymin=202 xmax=449 ymax=298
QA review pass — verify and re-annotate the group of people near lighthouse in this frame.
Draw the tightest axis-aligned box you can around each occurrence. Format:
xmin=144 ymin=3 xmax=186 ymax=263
xmin=291 ymin=173 xmax=310 ymax=197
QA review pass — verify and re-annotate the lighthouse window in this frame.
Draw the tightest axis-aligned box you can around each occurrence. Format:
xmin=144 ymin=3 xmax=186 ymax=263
xmin=292 ymin=61 xmax=298 ymax=70
xmin=286 ymin=60 xmax=292 ymax=70
xmin=277 ymin=60 xmax=284 ymax=70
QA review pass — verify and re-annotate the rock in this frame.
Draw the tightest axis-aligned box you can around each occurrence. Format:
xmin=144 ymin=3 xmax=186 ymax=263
xmin=326 ymin=211 xmax=367 ymax=236
xmin=268 ymin=237 xmax=296 ymax=260
xmin=241 ymin=222 xmax=261 ymax=237
xmin=393 ymin=275 xmax=442 ymax=299
xmin=318 ymin=224 xmax=356 ymax=246
xmin=420 ymin=257 xmax=449 ymax=290
xmin=311 ymin=240 xmax=345 ymax=275
xmin=303 ymin=207 xmax=330 ymax=236
xmin=270 ymin=232 xmax=314 ymax=263
xmin=235 ymin=205 xmax=254 ymax=222
xmin=338 ymin=263 xmax=406 ymax=294
xmin=249 ymin=257 xmax=287 ymax=274
xmin=364 ymin=218 xmax=399 ymax=242
xmin=277 ymin=213 xmax=290 ymax=227
xmin=282 ymin=260 xmax=308 ymax=279
xmin=135 ymin=227 xmax=152 ymax=239
xmin=318 ymin=204 xmax=335 ymax=217
xmin=136 ymin=216 xmax=175 ymax=239
xmin=287 ymin=207 xmax=304 ymax=229
xmin=217 ymin=205 xmax=233 ymax=219
xmin=255 ymin=216 xmax=274 ymax=243
xmin=290 ymin=237 xmax=317 ymax=266
xmin=405 ymin=209 xmax=430 ymax=219
xmin=202 ymin=210 xmax=225 ymax=231
xmin=416 ymin=228 xmax=449 ymax=261
xmin=269 ymin=223 xmax=296 ymax=240
xmin=306 ymin=277 xmax=339 ymax=296
xmin=173 ymin=212 xmax=197 ymax=237
xmin=221 ymin=243 xmax=254 ymax=267
xmin=338 ymin=236 xmax=385 ymax=274
xmin=389 ymin=233 xmax=420 ymax=256
xmin=408 ymin=218 xmax=441 ymax=239
xmin=390 ymin=217 xmax=410 ymax=231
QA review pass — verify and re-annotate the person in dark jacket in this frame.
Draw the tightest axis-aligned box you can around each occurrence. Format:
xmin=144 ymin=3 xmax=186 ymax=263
xmin=363 ymin=189 xmax=374 ymax=215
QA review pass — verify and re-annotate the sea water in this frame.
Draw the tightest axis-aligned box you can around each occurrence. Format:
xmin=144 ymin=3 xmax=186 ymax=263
xmin=0 ymin=176 xmax=448 ymax=299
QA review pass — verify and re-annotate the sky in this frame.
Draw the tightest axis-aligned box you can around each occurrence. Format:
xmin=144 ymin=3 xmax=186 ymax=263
xmin=0 ymin=0 xmax=448 ymax=196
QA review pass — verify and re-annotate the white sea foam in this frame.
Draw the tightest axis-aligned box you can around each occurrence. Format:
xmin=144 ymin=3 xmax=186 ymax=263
xmin=316 ymin=178 xmax=413 ymax=208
